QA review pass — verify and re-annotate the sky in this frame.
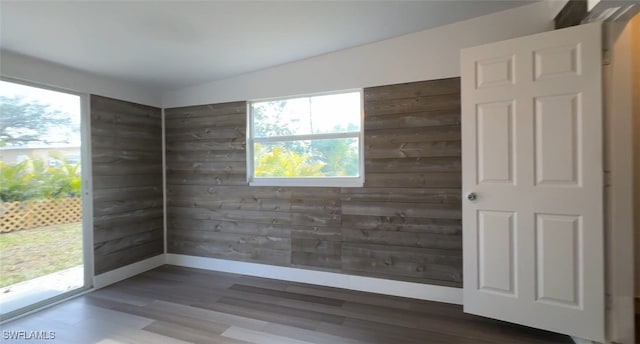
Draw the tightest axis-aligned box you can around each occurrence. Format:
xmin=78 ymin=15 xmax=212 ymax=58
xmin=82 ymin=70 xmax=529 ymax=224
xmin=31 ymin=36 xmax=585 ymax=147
xmin=0 ymin=80 xmax=81 ymax=146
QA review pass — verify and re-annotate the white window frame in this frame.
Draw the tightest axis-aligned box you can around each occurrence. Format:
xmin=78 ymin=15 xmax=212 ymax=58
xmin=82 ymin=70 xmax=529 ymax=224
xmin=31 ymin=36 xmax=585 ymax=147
xmin=247 ymin=89 xmax=365 ymax=188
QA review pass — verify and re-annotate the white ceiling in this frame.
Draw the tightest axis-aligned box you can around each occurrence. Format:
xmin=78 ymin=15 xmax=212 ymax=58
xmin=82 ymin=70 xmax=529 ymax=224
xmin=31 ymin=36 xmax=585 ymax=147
xmin=0 ymin=1 xmax=535 ymax=91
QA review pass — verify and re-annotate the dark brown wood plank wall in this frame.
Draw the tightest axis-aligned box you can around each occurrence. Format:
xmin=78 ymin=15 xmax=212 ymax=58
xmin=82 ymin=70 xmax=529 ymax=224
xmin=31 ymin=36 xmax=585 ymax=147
xmin=165 ymin=77 xmax=462 ymax=287
xmin=91 ymin=95 xmax=164 ymax=275
xmin=554 ymin=0 xmax=587 ymax=29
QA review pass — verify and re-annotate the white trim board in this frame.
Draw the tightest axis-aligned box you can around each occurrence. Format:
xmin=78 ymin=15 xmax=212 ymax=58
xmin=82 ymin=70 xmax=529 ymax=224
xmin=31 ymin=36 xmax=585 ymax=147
xmin=166 ymin=254 xmax=463 ymax=305
xmin=161 ymin=107 xmax=168 ymax=255
xmin=4 ymin=255 xmax=164 ymax=323
xmin=1 ymin=289 xmax=93 ymax=325
xmin=571 ymin=336 xmax=595 ymax=344
xmin=93 ymin=254 xmax=166 ymax=289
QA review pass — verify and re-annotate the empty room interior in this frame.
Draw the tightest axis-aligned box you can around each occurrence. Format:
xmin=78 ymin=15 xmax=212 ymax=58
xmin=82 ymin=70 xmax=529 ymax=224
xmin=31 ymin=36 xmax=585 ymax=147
xmin=0 ymin=0 xmax=639 ymax=343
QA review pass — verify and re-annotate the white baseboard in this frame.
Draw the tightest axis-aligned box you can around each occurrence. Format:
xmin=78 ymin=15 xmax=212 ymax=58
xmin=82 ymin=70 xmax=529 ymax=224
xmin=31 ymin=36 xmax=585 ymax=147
xmin=166 ymin=254 xmax=463 ymax=305
xmin=93 ymin=254 xmax=166 ymax=289
xmin=571 ymin=336 xmax=595 ymax=344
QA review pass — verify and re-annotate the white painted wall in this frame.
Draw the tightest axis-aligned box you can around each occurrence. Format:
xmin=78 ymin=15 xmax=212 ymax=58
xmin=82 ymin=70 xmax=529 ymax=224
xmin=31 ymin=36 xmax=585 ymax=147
xmin=162 ymin=1 xmax=566 ymax=108
xmin=0 ymin=1 xmax=566 ymax=110
xmin=0 ymin=50 xmax=162 ymax=107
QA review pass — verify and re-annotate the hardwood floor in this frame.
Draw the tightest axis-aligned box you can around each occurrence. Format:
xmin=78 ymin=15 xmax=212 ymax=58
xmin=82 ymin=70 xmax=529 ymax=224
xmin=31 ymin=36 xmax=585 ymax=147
xmin=1 ymin=265 xmax=572 ymax=343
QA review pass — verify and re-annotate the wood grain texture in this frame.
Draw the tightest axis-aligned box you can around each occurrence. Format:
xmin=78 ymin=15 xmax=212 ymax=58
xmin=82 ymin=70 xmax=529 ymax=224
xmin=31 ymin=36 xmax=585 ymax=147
xmin=91 ymin=95 xmax=164 ymax=275
xmin=1 ymin=266 xmax=572 ymax=343
xmin=165 ymin=78 xmax=462 ymax=286
xmin=349 ymin=77 xmax=462 ymax=285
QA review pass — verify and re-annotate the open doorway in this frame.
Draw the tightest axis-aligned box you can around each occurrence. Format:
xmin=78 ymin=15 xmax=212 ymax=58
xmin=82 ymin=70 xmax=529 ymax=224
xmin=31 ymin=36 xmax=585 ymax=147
xmin=0 ymin=79 xmax=90 ymax=319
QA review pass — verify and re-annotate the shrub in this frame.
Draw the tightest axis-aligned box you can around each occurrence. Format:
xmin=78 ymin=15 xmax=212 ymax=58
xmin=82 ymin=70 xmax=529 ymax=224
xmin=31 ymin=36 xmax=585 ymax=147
xmin=0 ymin=155 xmax=81 ymax=202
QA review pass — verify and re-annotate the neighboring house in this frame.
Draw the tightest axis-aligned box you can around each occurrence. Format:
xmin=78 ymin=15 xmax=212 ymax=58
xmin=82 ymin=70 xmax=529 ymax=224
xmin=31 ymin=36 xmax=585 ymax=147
xmin=0 ymin=145 xmax=80 ymax=165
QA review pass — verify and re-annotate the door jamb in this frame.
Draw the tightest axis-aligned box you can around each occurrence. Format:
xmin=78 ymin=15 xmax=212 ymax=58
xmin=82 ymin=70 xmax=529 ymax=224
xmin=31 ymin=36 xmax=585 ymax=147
xmin=602 ymin=19 xmax=635 ymax=344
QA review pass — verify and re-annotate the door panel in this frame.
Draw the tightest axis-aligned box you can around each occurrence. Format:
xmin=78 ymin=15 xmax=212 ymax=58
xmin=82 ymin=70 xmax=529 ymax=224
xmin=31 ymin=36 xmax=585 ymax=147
xmin=477 ymin=101 xmax=515 ymax=184
xmin=461 ymin=22 xmax=603 ymax=342
xmin=533 ymin=44 xmax=581 ymax=80
xmin=535 ymin=213 xmax=581 ymax=307
xmin=534 ymin=94 xmax=580 ymax=185
xmin=475 ymin=55 xmax=515 ymax=89
xmin=478 ymin=211 xmax=516 ymax=295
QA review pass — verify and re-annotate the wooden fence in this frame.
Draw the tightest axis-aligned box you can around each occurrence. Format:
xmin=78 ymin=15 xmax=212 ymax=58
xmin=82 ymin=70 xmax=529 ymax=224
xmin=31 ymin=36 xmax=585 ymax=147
xmin=0 ymin=198 xmax=82 ymax=233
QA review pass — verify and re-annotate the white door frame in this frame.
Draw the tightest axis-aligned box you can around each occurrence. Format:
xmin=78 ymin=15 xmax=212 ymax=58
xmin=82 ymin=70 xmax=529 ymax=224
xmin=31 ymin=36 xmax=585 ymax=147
xmin=602 ymin=18 xmax=636 ymax=344
xmin=0 ymin=77 xmax=94 ymax=322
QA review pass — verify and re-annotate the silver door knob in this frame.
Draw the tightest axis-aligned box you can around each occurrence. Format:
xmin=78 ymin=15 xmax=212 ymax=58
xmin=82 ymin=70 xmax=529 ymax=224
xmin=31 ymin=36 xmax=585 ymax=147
xmin=467 ymin=193 xmax=477 ymax=201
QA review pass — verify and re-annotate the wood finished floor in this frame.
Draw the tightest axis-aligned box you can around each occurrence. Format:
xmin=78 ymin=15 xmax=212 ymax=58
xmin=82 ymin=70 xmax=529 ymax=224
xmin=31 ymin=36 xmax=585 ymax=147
xmin=1 ymin=265 xmax=572 ymax=343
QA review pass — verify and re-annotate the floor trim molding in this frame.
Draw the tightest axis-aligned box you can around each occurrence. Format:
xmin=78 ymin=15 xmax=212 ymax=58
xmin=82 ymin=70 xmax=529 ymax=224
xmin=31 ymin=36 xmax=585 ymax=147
xmin=93 ymin=254 xmax=166 ymax=289
xmin=571 ymin=336 xmax=595 ymax=344
xmin=166 ymin=253 xmax=463 ymax=305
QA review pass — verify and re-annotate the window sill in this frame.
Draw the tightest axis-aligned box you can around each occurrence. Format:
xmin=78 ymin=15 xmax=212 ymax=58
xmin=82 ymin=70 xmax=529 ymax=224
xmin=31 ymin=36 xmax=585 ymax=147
xmin=249 ymin=177 xmax=364 ymax=188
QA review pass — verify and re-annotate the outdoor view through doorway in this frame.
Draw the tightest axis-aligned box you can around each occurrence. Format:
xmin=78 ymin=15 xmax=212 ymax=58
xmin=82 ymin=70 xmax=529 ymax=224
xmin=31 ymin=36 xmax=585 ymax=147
xmin=0 ymin=79 xmax=86 ymax=318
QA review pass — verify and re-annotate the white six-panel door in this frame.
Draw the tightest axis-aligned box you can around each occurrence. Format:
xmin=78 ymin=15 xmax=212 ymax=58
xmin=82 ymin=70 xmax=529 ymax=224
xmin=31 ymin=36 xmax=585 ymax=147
xmin=461 ymin=22 xmax=604 ymax=342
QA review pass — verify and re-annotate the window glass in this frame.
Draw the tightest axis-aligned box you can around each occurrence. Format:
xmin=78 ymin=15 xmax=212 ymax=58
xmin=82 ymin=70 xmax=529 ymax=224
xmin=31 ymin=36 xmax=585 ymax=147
xmin=248 ymin=91 xmax=363 ymax=187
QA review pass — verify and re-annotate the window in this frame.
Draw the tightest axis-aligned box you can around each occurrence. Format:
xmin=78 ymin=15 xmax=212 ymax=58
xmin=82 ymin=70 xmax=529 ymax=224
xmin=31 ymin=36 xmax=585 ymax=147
xmin=0 ymin=78 xmax=89 ymax=319
xmin=248 ymin=90 xmax=363 ymax=187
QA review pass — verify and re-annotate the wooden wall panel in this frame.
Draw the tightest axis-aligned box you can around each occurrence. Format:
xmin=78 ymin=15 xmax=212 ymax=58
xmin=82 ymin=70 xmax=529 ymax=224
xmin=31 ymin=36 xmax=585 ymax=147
xmin=91 ymin=95 xmax=164 ymax=275
xmin=348 ymin=78 xmax=462 ymax=285
xmin=165 ymin=78 xmax=462 ymax=286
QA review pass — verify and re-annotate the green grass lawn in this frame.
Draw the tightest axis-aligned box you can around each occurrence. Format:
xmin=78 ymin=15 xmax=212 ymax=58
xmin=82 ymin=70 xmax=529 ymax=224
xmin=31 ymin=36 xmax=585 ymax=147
xmin=0 ymin=222 xmax=82 ymax=288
